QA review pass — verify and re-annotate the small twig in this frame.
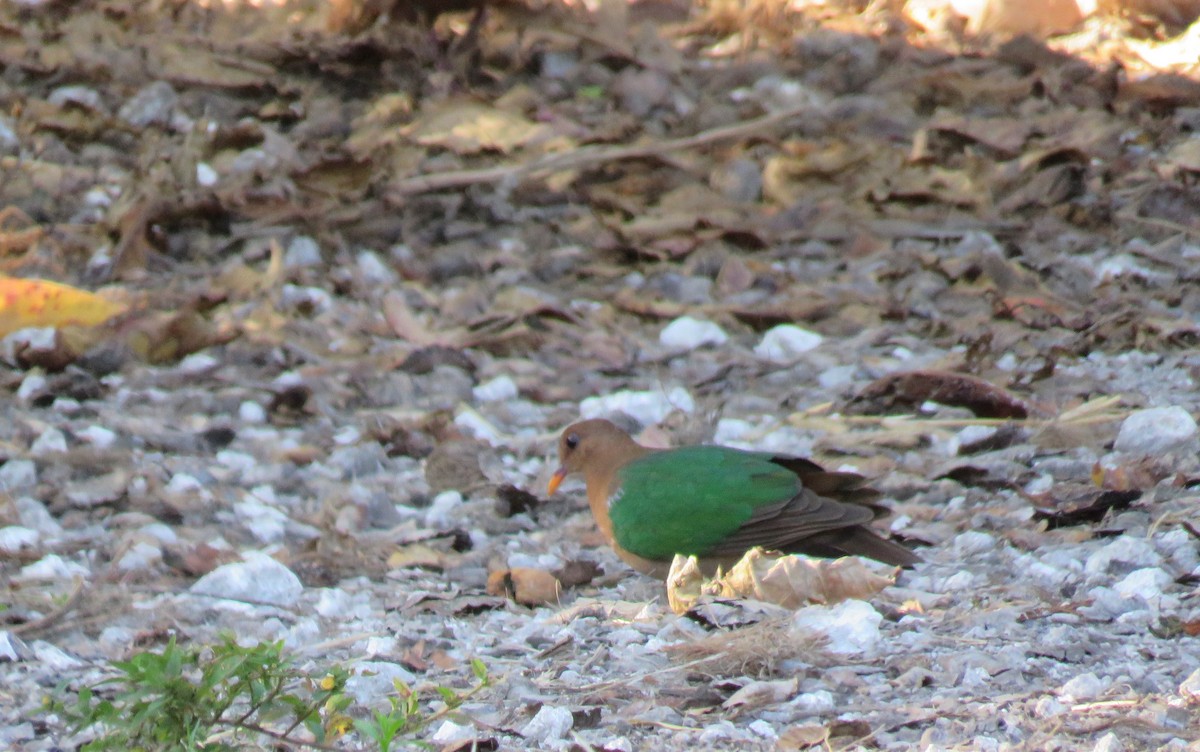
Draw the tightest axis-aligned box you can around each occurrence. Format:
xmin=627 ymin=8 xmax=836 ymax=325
xmin=12 ymin=576 xmax=86 ymax=636
xmin=388 ymin=103 xmax=818 ymax=197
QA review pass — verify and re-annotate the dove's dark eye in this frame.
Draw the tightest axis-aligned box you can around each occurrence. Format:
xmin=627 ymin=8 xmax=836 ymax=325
xmin=565 ymin=433 xmax=580 ymax=450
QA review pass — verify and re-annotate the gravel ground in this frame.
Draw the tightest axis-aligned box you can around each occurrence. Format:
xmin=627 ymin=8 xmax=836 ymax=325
xmin=3 ymin=1 xmax=1200 ymax=750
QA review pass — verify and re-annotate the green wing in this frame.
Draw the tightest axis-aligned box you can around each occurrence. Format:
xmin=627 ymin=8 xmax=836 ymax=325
xmin=609 ymin=446 xmax=800 ymax=560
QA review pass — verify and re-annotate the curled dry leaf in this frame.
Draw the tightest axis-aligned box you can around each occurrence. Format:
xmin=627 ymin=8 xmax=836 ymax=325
xmin=848 ymin=369 xmax=1033 ymax=418
xmin=667 ymin=548 xmax=897 ymax=615
xmin=776 ymin=723 xmax=831 ymax=751
xmin=0 ymin=277 xmax=126 ymax=337
xmin=486 ymin=567 xmax=562 ymax=607
xmin=722 ymin=676 xmax=799 ymax=712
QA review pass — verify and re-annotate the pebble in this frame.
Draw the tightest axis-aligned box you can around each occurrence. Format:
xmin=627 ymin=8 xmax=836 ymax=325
xmin=196 ymin=162 xmax=218 ymax=186
xmin=1180 ymin=667 xmax=1200 ymax=703
xmin=473 ymin=375 xmax=519 ymax=403
xmin=344 ymin=661 xmax=417 ymax=705
xmin=0 ymin=527 xmax=39 ymax=556
xmin=579 ymin=387 xmax=695 ymax=425
xmin=1112 ymin=567 xmax=1172 ymax=602
xmin=0 ymin=459 xmax=37 ymax=491
xmin=659 ymin=316 xmax=728 ymax=350
xmin=1085 ymin=536 xmax=1162 ymax=575
xmin=754 ymin=324 xmax=823 ymax=363
xmin=1058 ymin=671 xmax=1108 ymax=702
xmin=791 ymin=600 xmax=882 ymax=655
xmin=116 ymin=540 xmax=162 ymax=573
xmin=17 ymin=554 xmax=89 ymax=582
xmin=30 ymin=427 xmax=68 ymax=456
xmin=425 ymin=490 xmax=464 ymax=528
xmin=285 ymin=235 xmax=322 ymax=268
xmin=1113 ymin=406 xmax=1197 ymax=455
xmin=1093 ymin=731 xmax=1125 ymax=752
xmin=190 ymin=552 xmax=303 ymax=607
xmin=239 ymin=400 xmax=267 ymax=423
xmin=77 ymin=425 xmax=118 ymax=448
xmin=357 ymin=250 xmax=397 ymax=285
xmin=521 ymin=705 xmax=574 ymax=743
xmin=118 ymin=80 xmax=178 ymax=127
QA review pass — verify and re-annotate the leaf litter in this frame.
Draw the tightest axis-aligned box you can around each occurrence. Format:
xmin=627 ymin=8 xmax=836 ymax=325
xmin=3 ymin=0 xmax=1200 ymax=749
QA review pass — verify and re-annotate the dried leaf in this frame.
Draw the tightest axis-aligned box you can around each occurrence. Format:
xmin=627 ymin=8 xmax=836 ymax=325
xmin=667 ymin=548 xmax=897 ymax=615
xmin=486 ymin=568 xmax=562 ymax=606
xmin=722 ymin=676 xmax=798 ymax=711
xmin=0 ymin=277 xmax=126 ymax=337
xmin=849 ymin=369 xmax=1033 ymax=418
xmin=387 ymin=543 xmax=447 ymax=571
xmin=776 ymin=724 xmax=831 ymax=750
xmin=405 ymin=100 xmax=550 ymax=155
xmin=1033 ymin=490 xmax=1142 ymax=529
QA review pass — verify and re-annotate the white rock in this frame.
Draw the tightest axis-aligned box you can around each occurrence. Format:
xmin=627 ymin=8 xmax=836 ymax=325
xmin=425 ymin=490 xmax=464 ymax=529
xmin=791 ymin=600 xmax=882 ymax=655
xmin=0 ymin=526 xmax=39 ymax=556
xmin=16 ymin=498 xmax=61 ymax=537
xmin=1085 ymin=536 xmax=1162 ymax=575
xmin=1113 ymin=406 xmax=1197 ymax=455
xmin=285 ymin=236 xmax=322 ymax=268
xmin=473 ymin=375 xmax=519 ymax=403
xmin=314 ymin=588 xmax=352 ymax=618
xmin=1093 ymin=731 xmax=1125 ymax=752
xmin=116 ymin=541 xmax=162 ymax=573
xmin=579 ymin=387 xmax=694 ymax=424
xmin=138 ymin=523 xmax=177 ymax=545
xmin=0 ymin=459 xmax=37 ymax=491
xmin=712 ymin=418 xmax=754 ymax=445
xmin=789 ymin=690 xmax=835 ymax=713
xmin=1179 ymin=667 xmax=1200 ymax=703
xmin=166 ymin=472 xmax=204 ymax=494
xmin=190 ymin=552 xmax=303 ymax=607
xmin=233 ymin=498 xmax=288 ymax=543
xmin=17 ymin=554 xmax=89 ymax=582
xmin=30 ymin=427 xmax=67 ymax=456
xmin=15 ymin=370 xmax=48 ymax=401
xmin=431 ymin=721 xmax=477 ymax=744
xmin=1113 ymin=567 xmax=1172 ymax=602
xmin=521 ymin=705 xmax=574 ymax=743
xmin=239 ymin=400 xmax=266 ymax=423
xmin=1034 ymin=696 xmax=1066 ymax=718
xmin=32 ymin=641 xmax=84 ymax=670
xmin=281 ymin=284 xmax=333 ymax=314
xmin=0 ymin=631 xmax=23 ymax=662
xmin=754 ymin=324 xmax=823 ymax=363
xmin=178 ymin=352 xmax=220 ymax=374
xmin=77 ymin=425 xmax=117 ymax=449
xmin=1058 ymin=671 xmax=1108 ymax=702
xmin=454 ymin=409 xmax=502 ymax=445
xmin=817 ymin=364 xmax=857 ymax=389
xmin=748 ymin=719 xmax=777 ymax=738
xmin=952 ymin=531 xmax=996 ymax=557
xmin=196 ymin=162 xmax=218 ymax=186
xmin=659 ymin=316 xmax=727 ymax=350
xmin=345 ymin=661 xmax=417 ymax=705
xmin=357 ymin=250 xmax=397 ymax=284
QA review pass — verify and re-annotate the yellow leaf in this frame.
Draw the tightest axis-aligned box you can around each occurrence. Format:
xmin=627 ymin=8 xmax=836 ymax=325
xmin=0 ymin=277 xmax=125 ymax=337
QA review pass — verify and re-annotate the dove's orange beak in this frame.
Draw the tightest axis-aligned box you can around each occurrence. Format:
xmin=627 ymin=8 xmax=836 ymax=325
xmin=547 ymin=467 xmax=568 ymax=496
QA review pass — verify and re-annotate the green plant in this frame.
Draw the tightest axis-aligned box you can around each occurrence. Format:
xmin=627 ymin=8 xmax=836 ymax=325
xmin=354 ymin=658 xmax=489 ymax=752
xmin=51 ymin=635 xmax=490 ymax=751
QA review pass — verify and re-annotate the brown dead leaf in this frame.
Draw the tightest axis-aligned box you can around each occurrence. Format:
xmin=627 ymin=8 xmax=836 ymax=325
xmin=776 ymin=724 xmax=830 ymax=750
xmin=388 ymin=543 xmax=447 ymax=571
xmin=722 ymin=676 xmax=798 ymax=712
xmin=1032 ymin=489 xmax=1141 ymax=529
xmin=849 ymin=369 xmax=1034 ymax=418
xmin=405 ymin=99 xmax=550 ymax=155
xmin=486 ymin=568 xmax=562 ymax=606
xmin=667 ymin=549 xmax=897 ymax=615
